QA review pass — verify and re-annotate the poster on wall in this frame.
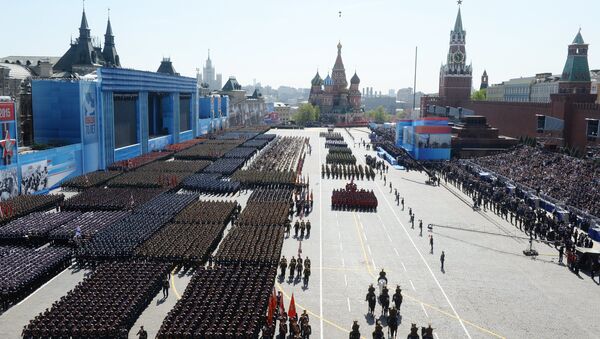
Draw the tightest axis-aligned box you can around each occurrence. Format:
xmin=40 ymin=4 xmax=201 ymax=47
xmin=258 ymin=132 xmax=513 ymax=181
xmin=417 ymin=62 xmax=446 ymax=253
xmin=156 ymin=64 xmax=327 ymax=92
xmin=20 ymin=147 xmax=78 ymax=194
xmin=80 ymin=82 xmax=97 ymax=137
xmin=0 ymin=167 xmax=18 ymax=201
xmin=21 ymin=160 xmax=49 ymax=194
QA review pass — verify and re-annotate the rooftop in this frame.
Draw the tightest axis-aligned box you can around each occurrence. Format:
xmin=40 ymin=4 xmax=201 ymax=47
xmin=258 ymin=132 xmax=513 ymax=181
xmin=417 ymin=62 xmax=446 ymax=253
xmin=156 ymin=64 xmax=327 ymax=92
xmin=0 ymin=62 xmax=33 ymax=80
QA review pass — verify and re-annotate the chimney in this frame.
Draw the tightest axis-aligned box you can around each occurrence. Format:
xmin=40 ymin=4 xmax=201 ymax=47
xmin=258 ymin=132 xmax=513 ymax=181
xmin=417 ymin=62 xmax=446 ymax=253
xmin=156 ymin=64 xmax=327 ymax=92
xmin=39 ymin=61 xmax=53 ymax=78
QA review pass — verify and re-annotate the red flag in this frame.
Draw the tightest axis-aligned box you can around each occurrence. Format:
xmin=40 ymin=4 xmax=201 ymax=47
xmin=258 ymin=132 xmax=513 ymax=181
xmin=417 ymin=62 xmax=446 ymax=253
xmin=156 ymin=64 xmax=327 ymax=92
xmin=267 ymin=294 xmax=275 ymax=326
xmin=288 ymin=294 xmax=297 ymax=319
xmin=279 ymin=293 xmax=286 ymax=315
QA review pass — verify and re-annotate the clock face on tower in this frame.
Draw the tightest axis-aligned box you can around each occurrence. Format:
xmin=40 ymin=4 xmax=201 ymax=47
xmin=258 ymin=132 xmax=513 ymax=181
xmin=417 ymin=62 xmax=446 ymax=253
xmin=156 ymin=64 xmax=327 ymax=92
xmin=453 ymin=52 xmax=464 ymax=63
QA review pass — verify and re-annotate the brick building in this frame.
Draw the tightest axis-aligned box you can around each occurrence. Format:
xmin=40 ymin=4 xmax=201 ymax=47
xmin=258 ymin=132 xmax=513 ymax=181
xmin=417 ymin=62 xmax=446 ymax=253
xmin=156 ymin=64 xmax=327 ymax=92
xmin=422 ymin=3 xmax=600 ymax=153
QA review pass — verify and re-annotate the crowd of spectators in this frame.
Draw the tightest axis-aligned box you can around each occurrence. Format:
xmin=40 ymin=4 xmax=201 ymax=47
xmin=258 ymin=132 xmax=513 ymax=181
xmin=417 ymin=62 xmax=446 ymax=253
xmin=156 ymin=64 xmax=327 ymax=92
xmin=431 ymin=160 xmax=597 ymax=269
xmin=473 ymin=145 xmax=600 ymax=218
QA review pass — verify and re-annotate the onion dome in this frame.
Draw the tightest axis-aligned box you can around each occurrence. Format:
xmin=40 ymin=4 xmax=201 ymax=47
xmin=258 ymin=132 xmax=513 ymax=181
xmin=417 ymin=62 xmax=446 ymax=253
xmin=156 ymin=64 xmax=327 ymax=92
xmin=311 ymin=71 xmax=323 ymax=86
xmin=350 ymin=72 xmax=360 ymax=84
xmin=323 ymin=73 xmax=333 ymax=86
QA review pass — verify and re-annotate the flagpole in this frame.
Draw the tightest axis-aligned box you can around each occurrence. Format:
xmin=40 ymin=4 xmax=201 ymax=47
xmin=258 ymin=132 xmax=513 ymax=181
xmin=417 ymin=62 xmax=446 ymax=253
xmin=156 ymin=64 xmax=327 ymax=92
xmin=413 ymin=46 xmax=418 ymax=115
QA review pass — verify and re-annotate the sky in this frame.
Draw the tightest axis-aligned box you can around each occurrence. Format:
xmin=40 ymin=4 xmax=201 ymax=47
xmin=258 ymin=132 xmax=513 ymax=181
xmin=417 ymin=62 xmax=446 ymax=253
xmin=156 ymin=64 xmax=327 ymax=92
xmin=3 ymin=0 xmax=600 ymax=94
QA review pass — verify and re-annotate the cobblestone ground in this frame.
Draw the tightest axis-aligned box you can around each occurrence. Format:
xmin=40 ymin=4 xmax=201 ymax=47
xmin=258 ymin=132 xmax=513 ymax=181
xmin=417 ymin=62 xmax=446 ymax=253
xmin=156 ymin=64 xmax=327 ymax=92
xmin=1 ymin=127 xmax=598 ymax=339
xmin=275 ymin=128 xmax=599 ymax=339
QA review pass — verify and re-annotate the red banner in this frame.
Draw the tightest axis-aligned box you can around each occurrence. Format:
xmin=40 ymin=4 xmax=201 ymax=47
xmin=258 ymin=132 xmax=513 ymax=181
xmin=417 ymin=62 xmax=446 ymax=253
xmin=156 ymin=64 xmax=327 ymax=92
xmin=0 ymin=102 xmax=15 ymax=121
xmin=288 ymin=294 xmax=297 ymax=319
xmin=414 ymin=126 xmax=452 ymax=134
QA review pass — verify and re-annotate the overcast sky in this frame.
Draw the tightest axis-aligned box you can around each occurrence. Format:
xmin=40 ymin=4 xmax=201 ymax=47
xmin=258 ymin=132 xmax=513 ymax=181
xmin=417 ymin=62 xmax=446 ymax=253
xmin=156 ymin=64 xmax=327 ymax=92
xmin=3 ymin=0 xmax=599 ymax=93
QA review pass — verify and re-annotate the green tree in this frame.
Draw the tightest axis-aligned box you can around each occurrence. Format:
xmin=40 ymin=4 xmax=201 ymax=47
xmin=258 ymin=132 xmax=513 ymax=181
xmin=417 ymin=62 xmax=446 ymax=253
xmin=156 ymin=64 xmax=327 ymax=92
xmin=471 ymin=89 xmax=487 ymax=101
xmin=396 ymin=109 xmax=409 ymax=120
xmin=293 ymin=103 xmax=319 ymax=125
xmin=367 ymin=106 xmax=391 ymax=124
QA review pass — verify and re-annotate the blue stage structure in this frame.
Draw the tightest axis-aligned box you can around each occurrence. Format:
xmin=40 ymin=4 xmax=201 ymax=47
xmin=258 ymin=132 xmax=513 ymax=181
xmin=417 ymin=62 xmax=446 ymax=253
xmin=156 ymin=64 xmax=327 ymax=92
xmin=396 ymin=117 xmax=451 ymax=160
xmin=0 ymin=68 xmax=229 ymax=199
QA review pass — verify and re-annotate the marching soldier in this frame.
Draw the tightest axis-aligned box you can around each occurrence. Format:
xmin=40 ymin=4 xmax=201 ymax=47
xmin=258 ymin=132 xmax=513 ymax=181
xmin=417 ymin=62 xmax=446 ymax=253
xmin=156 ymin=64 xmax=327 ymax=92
xmin=392 ymin=285 xmax=403 ymax=311
xmin=303 ymin=266 xmax=311 ymax=287
xmin=279 ymin=256 xmax=288 ymax=277
xmin=285 ymin=219 xmax=291 ymax=237
xmin=422 ymin=325 xmax=434 ymax=339
xmin=294 ymin=221 xmax=300 ymax=238
xmin=407 ymin=324 xmax=420 ymax=339
xmin=373 ymin=320 xmax=384 ymax=339
xmin=289 ymin=257 xmax=297 ymax=279
xmin=349 ymin=321 xmax=360 ymax=339
xmin=300 ymin=221 xmax=306 ymax=238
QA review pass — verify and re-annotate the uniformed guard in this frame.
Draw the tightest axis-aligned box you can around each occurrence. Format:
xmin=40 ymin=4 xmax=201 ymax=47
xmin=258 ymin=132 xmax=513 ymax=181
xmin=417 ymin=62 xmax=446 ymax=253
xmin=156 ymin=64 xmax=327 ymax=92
xmin=289 ymin=257 xmax=297 ymax=279
xmin=393 ymin=285 xmax=403 ymax=310
xmin=279 ymin=256 xmax=288 ymax=277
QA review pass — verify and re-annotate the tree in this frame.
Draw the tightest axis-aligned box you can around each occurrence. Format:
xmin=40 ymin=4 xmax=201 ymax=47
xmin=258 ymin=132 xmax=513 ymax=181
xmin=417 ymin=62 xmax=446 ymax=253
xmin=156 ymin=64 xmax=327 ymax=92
xmin=367 ymin=106 xmax=391 ymax=124
xmin=396 ymin=109 xmax=409 ymax=120
xmin=293 ymin=103 xmax=320 ymax=125
xmin=471 ymin=89 xmax=487 ymax=101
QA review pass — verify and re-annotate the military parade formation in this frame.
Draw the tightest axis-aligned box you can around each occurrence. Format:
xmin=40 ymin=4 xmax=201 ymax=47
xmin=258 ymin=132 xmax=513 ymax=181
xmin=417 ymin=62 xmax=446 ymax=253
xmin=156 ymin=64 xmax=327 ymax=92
xmin=3 ymin=124 xmax=597 ymax=338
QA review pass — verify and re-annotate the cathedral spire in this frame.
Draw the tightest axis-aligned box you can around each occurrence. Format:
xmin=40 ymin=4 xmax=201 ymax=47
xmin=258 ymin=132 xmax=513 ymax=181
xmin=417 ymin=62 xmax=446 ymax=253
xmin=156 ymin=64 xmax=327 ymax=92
xmin=333 ymin=41 xmax=345 ymax=70
xmin=332 ymin=41 xmax=348 ymax=89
